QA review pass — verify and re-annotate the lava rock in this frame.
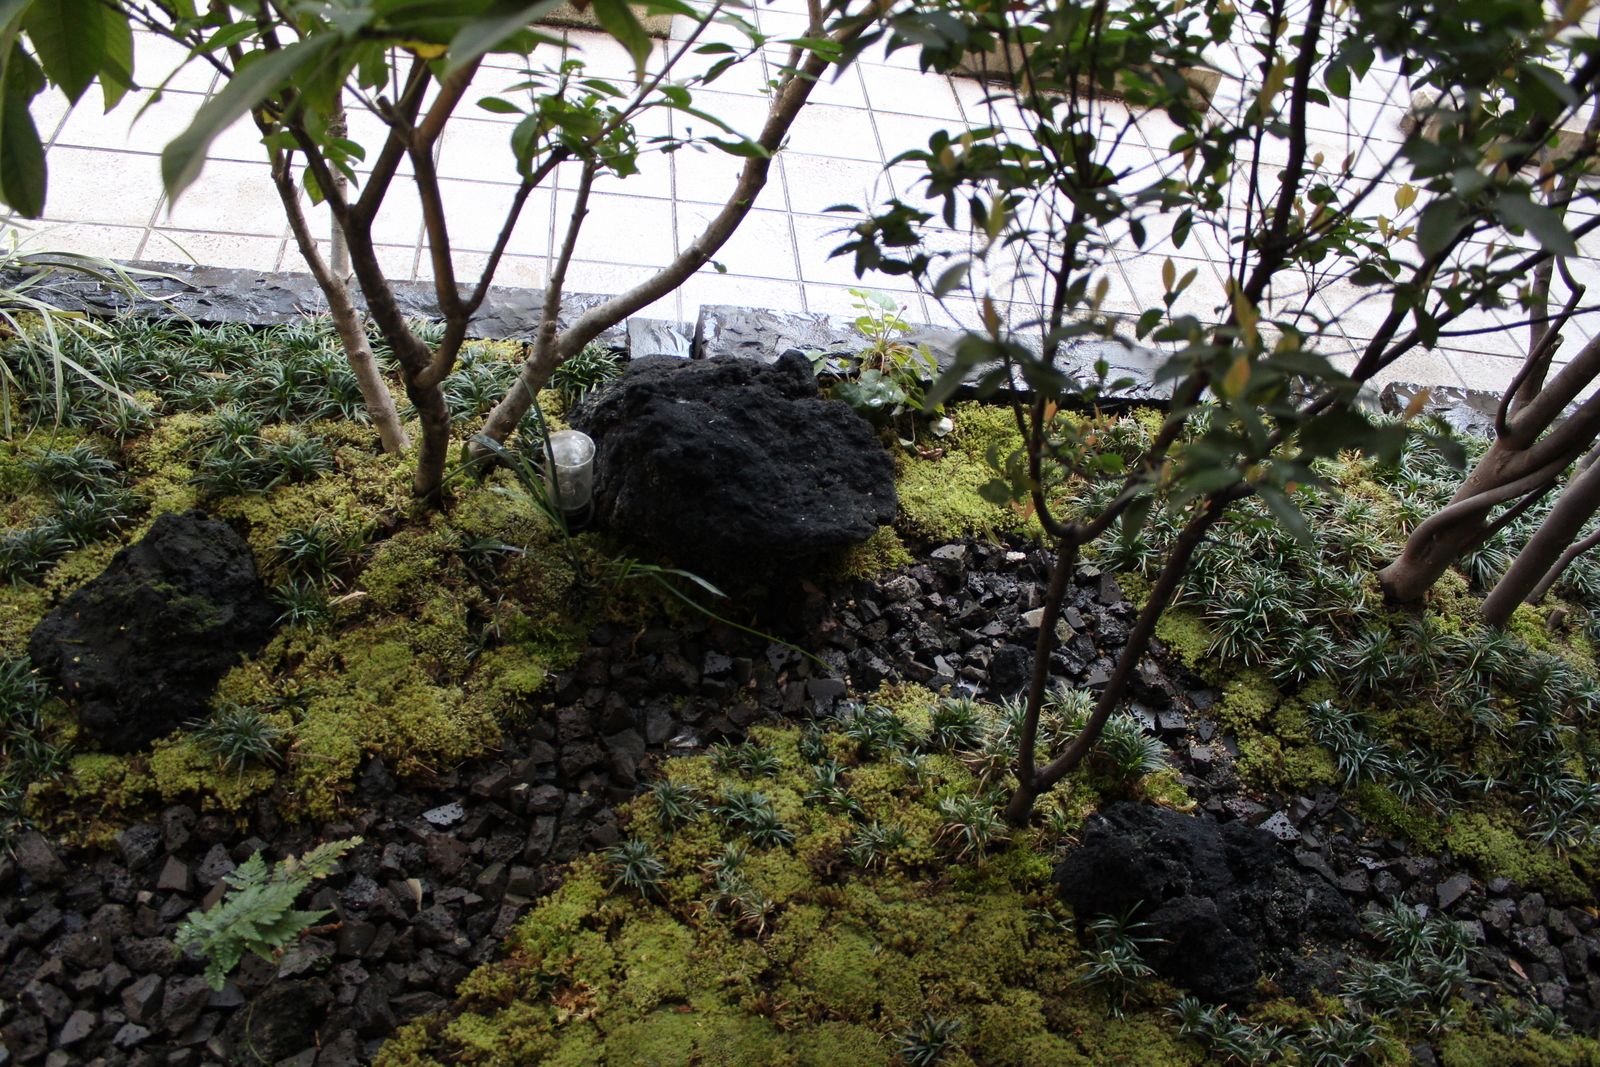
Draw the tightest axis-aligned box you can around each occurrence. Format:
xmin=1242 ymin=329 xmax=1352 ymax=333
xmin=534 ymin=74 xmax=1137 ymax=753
xmin=27 ymin=510 xmax=276 ymax=752
xmin=1054 ymin=802 xmax=1358 ymax=1002
xmin=570 ymin=354 xmax=896 ymax=582
xmin=219 ymin=979 xmax=332 ymax=1064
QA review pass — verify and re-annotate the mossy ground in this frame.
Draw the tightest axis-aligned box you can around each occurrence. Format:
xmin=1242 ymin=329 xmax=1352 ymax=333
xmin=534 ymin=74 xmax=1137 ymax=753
xmin=376 ymin=696 xmax=1207 ymax=1067
xmin=8 ymin=326 xmax=1600 ymax=1061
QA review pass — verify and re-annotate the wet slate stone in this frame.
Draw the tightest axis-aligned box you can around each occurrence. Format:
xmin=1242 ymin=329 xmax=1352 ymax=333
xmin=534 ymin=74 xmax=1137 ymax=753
xmin=2 ymin=260 xmax=625 ymax=347
xmin=571 ymin=354 xmax=896 ymax=582
xmin=627 ymin=317 xmax=692 ymax=359
xmin=27 ymin=511 xmax=276 ymax=753
xmin=1055 ymin=802 xmax=1358 ymax=1003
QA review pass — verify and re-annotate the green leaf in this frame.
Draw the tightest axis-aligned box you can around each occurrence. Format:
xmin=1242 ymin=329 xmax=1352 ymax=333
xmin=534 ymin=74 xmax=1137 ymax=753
xmin=933 ymin=260 xmax=968 ymax=298
xmin=476 ymin=95 xmax=523 ymax=115
xmin=1324 ymin=61 xmax=1350 ymax=100
xmin=1415 ymin=199 xmax=1465 ymax=258
xmin=446 ymin=0 xmax=565 ymax=74
xmin=1493 ymin=190 xmax=1577 ymax=257
xmin=0 ymin=43 xmax=46 ymax=218
xmin=23 ymin=0 xmax=120 ymax=105
xmin=1256 ymin=483 xmax=1311 ymax=545
xmin=705 ymin=135 xmax=769 ymax=159
xmin=161 ymin=38 xmax=336 ymax=202
xmin=590 ymin=0 xmax=653 ymax=84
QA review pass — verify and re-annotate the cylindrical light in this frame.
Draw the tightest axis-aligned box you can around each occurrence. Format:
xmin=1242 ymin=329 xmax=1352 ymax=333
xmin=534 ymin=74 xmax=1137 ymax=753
xmin=546 ymin=429 xmax=596 ymax=519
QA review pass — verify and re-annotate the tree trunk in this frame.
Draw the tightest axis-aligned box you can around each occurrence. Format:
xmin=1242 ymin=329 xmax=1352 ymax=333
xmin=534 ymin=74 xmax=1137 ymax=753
xmin=1378 ymin=437 xmax=1568 ymax=603
xmin=1482 ymin=450 xmax=1600 ymax=626
xmin=1530 ymin=527 xmax=1600 ymax=604
xmin=267 ymin=140 xmax=409 ymax=453
xmin=405 ymin=374 xmax=453 ymax=504
xmin=1004 ymin=498 xmax=1229 ymax=825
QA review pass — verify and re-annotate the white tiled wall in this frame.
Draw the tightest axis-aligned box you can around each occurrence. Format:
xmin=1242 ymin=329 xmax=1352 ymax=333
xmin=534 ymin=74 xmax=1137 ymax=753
xmin=1 ymin=3 xmax=1580 ymax=396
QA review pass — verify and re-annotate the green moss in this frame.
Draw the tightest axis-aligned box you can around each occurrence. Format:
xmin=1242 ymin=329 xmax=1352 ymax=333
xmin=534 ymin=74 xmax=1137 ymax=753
xmin=1445 ymin=809 xmax=1588 ymax=899
xmin=824 ymin=525 xmax=914 ymax=581
xmin=896 ymin=449 xmax=1030 ymax=542
xmin=1153 ymin=609 xmax=1214 ymax=674
xmin=1216 ymin=670 xmax=1279 ymax=732
xmin=0 ymin=584 xmax=49 ymax=655
xmin=946 ymin=401 xmax=1026 ymax=466
xmin=1504 ymin=603 xmax=1558 ymax=654
xmin=1352 ymin=782 xmax=1447 ymax=852
xmin=1438 ymin=1015 xmax=1600 ymax=1066
xmin=146 ymin=735 xmax=277 ymax=812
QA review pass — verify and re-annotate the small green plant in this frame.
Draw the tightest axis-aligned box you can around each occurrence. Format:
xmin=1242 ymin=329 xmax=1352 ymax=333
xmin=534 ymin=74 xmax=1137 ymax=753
xmin=270 ymin=577 xmax=331 ymax=630
xmin=715 ymin=787 xmax=794 ymax=847
xmin=551 ymin=342 xmax=623 ymax=408
xmin=841 ymin=703 xmax=916 ymax=759
xmin=831 ymin=288 xmax=941 ymax=441
xmin=1076 ymin=908 xmax=1159 ymax=1016
xmin=935 ymin=793 xmax=1005 ymax=859
xmin=176 ymin=837 xmax=361 ymax=991
xmin=50 ymin=487 xmax=134 ymax=546
xmin=1345 ymin=902 xmax=1476 ymax=1032
xmin=711 ymin=739 xmax=782 ymax=778
xmin=25 ymin=443 xmax=120 ymax=491
xmin=929 ymin=695 xmax=984 ymax=751
xmin=897 ymin=1013 xmax=963 ymax=1066
xmin=845 ymin=820 xmax=909 ymax=871
xmin=1095 ymin=714 xmax=1168 ymax=782
xmin=273 ymin=519 xmax=358 ymax=583
xmin=0 ymin=521 xmax=70 ymax=584
xmin=703 ymin=842 xmax=776 ymax=936
xmin=607 ymin=838 xmax=667 ymax=896
xmin=189 ymin=703 xmax=286 ymax=772
xmin=263 ymin=434 xmax=334 ymax=486
xmin=648 ymin=780 xmax=703 ymax=833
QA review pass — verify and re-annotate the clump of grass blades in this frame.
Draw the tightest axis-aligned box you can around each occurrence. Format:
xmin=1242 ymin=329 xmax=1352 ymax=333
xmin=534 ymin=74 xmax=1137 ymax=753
xmin=710 ymin=739 xmax=781 ymax=778
xmin=714 ymin=787 xmax=794 ymax=847
xmin=897 ymin=1014 xmax=963 ymax=1066
xmin=1076 ymin=908 xmax=1158 ymax=1016
xmin=935 ymin=793 xmax=1004 ymax=858
xmin=703 ymin=842 xmax=776 ymax=935
xmin=189 ymin=703 xmax=285 ymax=773
xmin=273 ymin=520 xmax=359 ymax=584
xmin=1095 ymin=713 xmax=1168 ymax=782
xmin=271 ymin=577 xmax=331 ymax=630
xmin=845 ymin=820 xmax=909 ymax=871
xmin=647 ymin=780 xmax=703 ymax=833
xmin=608 ymin=838 xmax=666 ymax=895
xmin=1344 ymin=902 xmax=1475 ymax=1032
xmin=552 ymin=342 xmax=623 ymax=408
xmin=0 ymin=522 xmax=70 ymax=584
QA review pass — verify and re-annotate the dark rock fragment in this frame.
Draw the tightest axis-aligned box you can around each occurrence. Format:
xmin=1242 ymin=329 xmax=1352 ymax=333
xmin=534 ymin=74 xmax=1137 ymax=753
xmin=570 ymin=354 xmax=896 ymax=582
xmin=27 ymin=510 xmax=276 ymax=752
xmin=1054 ymin=802 xmax=1358 ymax=1002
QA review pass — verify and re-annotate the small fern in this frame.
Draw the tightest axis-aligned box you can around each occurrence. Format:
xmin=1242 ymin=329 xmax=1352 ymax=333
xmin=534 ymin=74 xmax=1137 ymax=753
xmin=176 ymin=837 xmax=360 ymax=990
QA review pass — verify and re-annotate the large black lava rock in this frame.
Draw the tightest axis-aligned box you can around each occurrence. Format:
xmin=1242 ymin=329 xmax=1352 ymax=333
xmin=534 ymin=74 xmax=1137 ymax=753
xmin=571 ymin=353 xmax=897 ymax=581
xmin=28 ymin=509 xmax=276 ymax=752
xmin=1055 ymin=802 xmax=1358 ymax=1002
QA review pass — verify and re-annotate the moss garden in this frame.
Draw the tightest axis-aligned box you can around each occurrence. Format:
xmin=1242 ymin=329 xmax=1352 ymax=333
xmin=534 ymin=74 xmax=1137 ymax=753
xmin=4 ymin=313 xmax=1600 ymax=1067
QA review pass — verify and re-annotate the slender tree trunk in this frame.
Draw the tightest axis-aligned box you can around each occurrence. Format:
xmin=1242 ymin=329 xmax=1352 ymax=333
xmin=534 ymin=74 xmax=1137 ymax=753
xmin=1378 ymin=438 xmax=1572 ymax=603
xmin=1482 ymin=449 xmax=1600 ymax=626
xmin=1530 ymin=527 xmax=1600 ymax=604
xmin=267 ymin=142 xmax=410 ymax=453
xmin=1004 ymin=499 xmax=1229 ymax=825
